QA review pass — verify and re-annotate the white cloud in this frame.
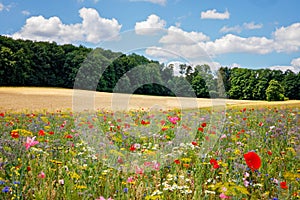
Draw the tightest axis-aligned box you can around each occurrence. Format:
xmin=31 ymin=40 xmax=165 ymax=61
xmin=146 ymin=46 xmax=179 ymax=59
xmin=144 ymin=26 xmax=211 ymax=62
xmin=244 ymin=22 xmax=263 ymax=30
xmin=220 ymin=22 xmax=263 ymax=33
xmin=269 ymin=57 xmax=300 ymax=73
xmin=220 ymin=25 xmax=242 ymax=34
xmin=129 ymin=0 xmax=166 ymax=6
xmin=0 ymin=3 xmax=3 ymax=11
xmin=145 ymin=22 xmax=300 ymax=63
xmin=269 ymin=65 xmax=297 ymax=73
xmin=160 ymin=26 xmax=210 ymax=45
xmin=203 ymin=34 xmax=273 ymax=55
xmin=21 ymin=10 xmax=31 ymax=16
xmin=291 ymin=57 xmax=300 ymax=67
xmin=11 ymin=7 xmax=122 ymax=44
xmin=273 ymin=22 xmax=300 ymax=52
xmin=229 ymin=63 xmax=242 ymax=68
xmin=201 ymin=9 xmax=230 ymax=20
xmin=135 ymin=14 xmax=166 ymax=35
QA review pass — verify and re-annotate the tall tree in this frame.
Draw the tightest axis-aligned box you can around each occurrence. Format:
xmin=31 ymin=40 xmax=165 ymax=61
xmin=266 ymin=79 xmax=285 ymax=101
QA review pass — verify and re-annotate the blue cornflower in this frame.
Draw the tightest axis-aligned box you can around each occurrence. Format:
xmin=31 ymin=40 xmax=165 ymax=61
xmin=2 ymin=186 xmax=10 ymax=193
xmin=123 ymin=187 xmax=128 ymax=193
xmin=0 ymin=180 xmax=5 ymax=185
xmin=13 ymin=181 xmax=20 ymax=185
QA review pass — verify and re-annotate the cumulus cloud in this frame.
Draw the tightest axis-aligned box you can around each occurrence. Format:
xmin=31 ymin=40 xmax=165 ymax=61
xmin=229 ymin=63 xmax=242 ymax=68
xmin=135 ymin=14 xmax=166 ymax=35
xmin=146 ymin=46 xmax=179 ymax=59
xmin=159 ymin=26 xmax=209 ymax=45
xmin=129 ymin=0 xmax=166 ymax=6
xmin=145 ymin=21 xmax=300 ymax=64
xmin=291 ymin=57 xmax=300 ymax=67
xmin=144 ymin=26 xmax=211 ymax=62
xmin=201 ymin=9 xmax=230 ymax=20
xmin=203 ymin=34 xmax=273 ymax=55
xmin=11 ymin=7 xmax=122 ymax=44
xmin=220 ymin=22 xmax=263 ymax=33
xmin=269 ymin=57 xmax=300 ymax=73
xmin=273 ymin=22 xmax=300 ymax=52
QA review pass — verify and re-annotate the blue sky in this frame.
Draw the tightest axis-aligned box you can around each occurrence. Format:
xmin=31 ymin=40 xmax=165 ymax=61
xmin=0 ymin=0 xmax=300 ymax=72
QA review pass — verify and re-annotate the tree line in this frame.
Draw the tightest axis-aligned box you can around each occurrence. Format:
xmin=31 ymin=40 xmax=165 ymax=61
xmin=0 ymin=35 xmax=299 ymax=100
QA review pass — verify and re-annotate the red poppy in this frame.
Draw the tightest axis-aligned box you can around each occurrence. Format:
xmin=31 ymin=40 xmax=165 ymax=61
xmin=141 ymin=120 xmax=150 ymax=125
xmin=201 ymin=122 xmax=207 ymax=128
xmin=0 ymin=112 xmax=4 ymax=117
xmin=244 ymin=152 xmax=261 ymax=171
xmin=267 ymin=150 xmax=272 ymax=155
xmin=38 ymin=130 xmax=45 ymax=136
xmin=280 ymin=181 xmax=288 ymax=189
xmin=198 ymin=127 xmax=204 ymax=132
xmin=192 ymin=141 xmax=198 ymax=146
xmin=209 ymin=159 xmax=220 ymax=169
xmin=162 ymin=127 xmax=168 ymax=131
xmin=210 ymin=159 xmax=217 ymax=165
xmin=213 ymin=163 xmax=220 ymax=169
xmin=11 ymin=130 xmax=19 ymax=139
xmin=64 ymin=134 xmax=73 ymax=139
xmin=129 ymin=144 xmax=136 ymax=152
xmin=174 ymin=159 xmax=180 ymax=164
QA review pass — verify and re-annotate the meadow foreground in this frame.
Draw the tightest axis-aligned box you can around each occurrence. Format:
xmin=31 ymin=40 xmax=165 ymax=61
xmin=0 ymin=87 xmax=299 ymax=199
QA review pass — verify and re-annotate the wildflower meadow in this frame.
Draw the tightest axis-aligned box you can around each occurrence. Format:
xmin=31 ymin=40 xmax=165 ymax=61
xmin=0 ymin=104 xmax=299 ymax=200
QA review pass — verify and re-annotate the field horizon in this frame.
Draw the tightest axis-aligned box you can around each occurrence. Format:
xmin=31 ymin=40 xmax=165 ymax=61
xmin=1 ymin=86 xmax=299 ymax=112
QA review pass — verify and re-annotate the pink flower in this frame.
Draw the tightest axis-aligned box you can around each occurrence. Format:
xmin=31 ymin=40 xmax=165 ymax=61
xmin=38 ymin=171 xmax=45 ymax=179
xmin=135 ymin=166 xmax=144 ymax=175
xmin=144 ymin=162 xmax=152 ymax=167
xmin=243 ymin=179 xmax=249 ymax=187
xmin=25 ymin=136 xmax=39 ymax=150
xmin=168 ymin=116 xmax=179 ymax=124
xmin=220 ymin=134 xmax=227 ymax=139
xmin=219 ymin=193 xmax=230 ymax=199
xmin=153 ymin=162 xmax=160 ymax=171
xmin=127 ymin=176 xmax=134 ymax=183
xmin=96 ymin=197 xmax=113 ymax=200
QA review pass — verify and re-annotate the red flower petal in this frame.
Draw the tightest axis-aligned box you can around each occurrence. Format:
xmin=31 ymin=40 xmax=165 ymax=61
xmin=280 ymin=181 xmax=288 ymax=189
xmin=243 ymin=152 xmax=261 ymax=171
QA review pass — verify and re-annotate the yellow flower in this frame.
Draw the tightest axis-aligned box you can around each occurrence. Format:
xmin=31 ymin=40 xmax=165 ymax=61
xmin=181 ymin=157 xmax=191 ymax=163
xmin=74 ymin=185 xmax=87 ymax=189
xmin=49 ymin=159 xmax=63 ymax=165
xmin=234 ymin=149 xmax=241 ymax=155
xmin=11 ymin=129 xmax=33 ymax=137
xmin=69 ymin=172 xmax=80 ymax=179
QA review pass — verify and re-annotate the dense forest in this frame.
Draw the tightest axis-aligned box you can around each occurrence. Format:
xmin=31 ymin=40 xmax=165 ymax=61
xmin=0 ymin=35 xmax=299 ymax=100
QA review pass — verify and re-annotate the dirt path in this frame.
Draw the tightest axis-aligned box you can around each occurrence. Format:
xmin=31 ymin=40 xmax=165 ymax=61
xmin=0 ymin=87 xmax=299 ymax=112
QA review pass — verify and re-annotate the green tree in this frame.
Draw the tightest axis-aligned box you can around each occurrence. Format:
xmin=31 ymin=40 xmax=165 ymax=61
xmin=282 ymin=70 xmax=299 ymax=99
xmin=266 ymin=79 xmax=285 ymax=101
